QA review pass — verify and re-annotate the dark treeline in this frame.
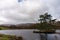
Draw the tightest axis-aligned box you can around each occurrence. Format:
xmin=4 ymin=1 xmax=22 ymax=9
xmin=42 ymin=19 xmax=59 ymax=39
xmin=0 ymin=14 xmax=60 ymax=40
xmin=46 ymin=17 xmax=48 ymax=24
xmin=0 ymin=21 xmax=60 ymax=29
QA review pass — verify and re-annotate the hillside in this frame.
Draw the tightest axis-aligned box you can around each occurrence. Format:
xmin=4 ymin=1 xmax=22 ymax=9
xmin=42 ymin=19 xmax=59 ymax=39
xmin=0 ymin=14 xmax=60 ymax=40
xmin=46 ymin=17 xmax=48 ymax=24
xmin=0 ymin=21 xmax=60 ymax=29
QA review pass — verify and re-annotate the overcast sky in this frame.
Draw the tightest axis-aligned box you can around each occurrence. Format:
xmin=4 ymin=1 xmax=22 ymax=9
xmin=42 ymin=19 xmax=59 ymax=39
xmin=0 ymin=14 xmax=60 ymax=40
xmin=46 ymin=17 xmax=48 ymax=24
xmin=0 ymin=0 xmax=60 ymax=24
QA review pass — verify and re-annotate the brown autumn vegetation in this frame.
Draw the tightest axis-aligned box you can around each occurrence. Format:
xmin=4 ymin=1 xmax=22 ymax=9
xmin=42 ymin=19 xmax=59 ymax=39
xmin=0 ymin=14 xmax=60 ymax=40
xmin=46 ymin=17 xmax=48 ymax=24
xmin=0 ymin=21 xmax=60 ymax=29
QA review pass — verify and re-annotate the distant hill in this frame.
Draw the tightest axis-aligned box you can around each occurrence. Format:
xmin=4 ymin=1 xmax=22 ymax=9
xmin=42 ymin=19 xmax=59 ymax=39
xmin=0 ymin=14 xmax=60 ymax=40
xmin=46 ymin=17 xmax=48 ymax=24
xmin=0 ymin=23 xmax=39 ymax=29
xmin=0 ymin=21 xmax=60 ymax=29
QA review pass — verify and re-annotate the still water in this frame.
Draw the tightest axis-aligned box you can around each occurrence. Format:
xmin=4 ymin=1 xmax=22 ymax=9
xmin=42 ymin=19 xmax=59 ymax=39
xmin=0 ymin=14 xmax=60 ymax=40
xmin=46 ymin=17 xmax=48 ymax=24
xmin=0 ymin=29 xmax=60 ymax=40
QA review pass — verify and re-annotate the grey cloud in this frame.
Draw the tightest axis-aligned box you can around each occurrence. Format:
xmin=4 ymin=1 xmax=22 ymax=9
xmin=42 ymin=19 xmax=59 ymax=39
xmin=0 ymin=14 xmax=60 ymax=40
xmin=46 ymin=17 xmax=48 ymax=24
xmin=46 ymin=0 xmax=60 ymax=20
xmin=0 ymin=0 xmax=60 ymax=24
xmin=0 ymin=0 xmax=51 ymax=24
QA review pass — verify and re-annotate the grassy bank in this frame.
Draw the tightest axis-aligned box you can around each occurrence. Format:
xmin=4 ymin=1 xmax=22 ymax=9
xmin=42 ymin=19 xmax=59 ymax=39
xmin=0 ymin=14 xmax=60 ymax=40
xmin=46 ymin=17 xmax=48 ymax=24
xmin=0 ymin=27 xmax=9 ymax=30
xmin=0 ymin=34 xmax=23 ymax=40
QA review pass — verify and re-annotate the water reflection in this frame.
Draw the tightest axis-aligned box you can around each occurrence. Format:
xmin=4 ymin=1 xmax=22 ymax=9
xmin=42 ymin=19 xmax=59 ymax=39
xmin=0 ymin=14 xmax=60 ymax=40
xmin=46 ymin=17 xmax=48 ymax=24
xmin=0 ymin=29 xmax=60 ymax=40
xmin=47 ymin=34 xmax=60 ymax=40
xmin=0 ymin=29 xmax=40 ymax=40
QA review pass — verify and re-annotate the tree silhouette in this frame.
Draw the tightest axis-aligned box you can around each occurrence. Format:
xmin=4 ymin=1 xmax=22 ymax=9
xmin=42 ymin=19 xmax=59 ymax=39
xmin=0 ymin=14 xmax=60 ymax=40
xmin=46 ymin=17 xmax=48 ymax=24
xmin=38 ymin=12 xmax=56 ymax=40
xmin=39 ymin=12 xmax=52 ymax=23
xmin=51 ymin=19 xmax=57 ymax=24
xmin=38 ymin=12 xmax=54 ymax=30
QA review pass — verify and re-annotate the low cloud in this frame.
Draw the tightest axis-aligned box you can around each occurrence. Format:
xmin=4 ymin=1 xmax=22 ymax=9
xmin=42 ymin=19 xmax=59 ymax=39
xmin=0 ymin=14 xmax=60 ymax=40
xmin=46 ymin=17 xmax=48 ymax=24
xmin=0 ymin=0 xmax=60 ymax=24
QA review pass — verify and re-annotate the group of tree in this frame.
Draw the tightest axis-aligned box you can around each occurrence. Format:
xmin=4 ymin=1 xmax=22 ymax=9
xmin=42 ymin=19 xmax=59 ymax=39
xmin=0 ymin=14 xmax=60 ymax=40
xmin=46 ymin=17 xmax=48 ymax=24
xmin=37 ymin=12 xmax=57 ymax=31
xmin=35 ymin=12 xmax=57 ymax=40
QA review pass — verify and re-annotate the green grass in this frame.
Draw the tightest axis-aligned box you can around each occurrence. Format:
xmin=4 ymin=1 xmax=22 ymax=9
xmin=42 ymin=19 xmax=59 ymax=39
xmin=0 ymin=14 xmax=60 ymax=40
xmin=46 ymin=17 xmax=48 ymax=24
xmin=0 ymin=37 xmax=9 ymax=40
xmin=0 ymin=34 xmax=16 ymax=40
xmin=0 ymin=27 xmax=9 ymax=30
xmin=0 ymin=34 xmax=23 ymax=40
